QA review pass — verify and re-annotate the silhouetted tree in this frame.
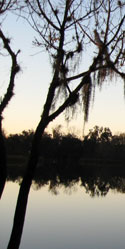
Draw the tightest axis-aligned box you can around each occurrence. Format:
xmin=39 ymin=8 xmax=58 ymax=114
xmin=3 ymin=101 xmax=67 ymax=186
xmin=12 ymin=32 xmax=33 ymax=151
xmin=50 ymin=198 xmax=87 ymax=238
xmin=110 ymin=133 xmax=125 ymax=160
xmin=83 ymin=126 xmax=114 ymax=158
xmin=0 ymin=0 xmax=20 ymax=198
xmin=8 ymin=1 xmax=125 ymax=248
xmin=6 ymin=130 xmax=34 ymax=155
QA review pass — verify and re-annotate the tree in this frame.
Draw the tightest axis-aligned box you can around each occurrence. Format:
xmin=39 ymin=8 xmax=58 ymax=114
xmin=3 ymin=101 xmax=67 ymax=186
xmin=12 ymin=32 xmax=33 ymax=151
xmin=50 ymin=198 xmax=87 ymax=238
xmin=7 ymin=1 xmax=125 ymax=248
xmin=83 ymin=125 xmax=113 ymax=158
xmin=0 ymin=0 xmax=20 ymax=198
xmin=85 ymin=126 xmax=112 ymax=143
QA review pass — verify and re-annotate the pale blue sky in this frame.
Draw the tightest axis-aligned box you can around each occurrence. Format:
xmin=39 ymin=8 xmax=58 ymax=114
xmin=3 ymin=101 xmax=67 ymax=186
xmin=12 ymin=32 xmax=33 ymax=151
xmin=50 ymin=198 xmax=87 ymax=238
xmin=1 ymin=13 xmax=125 ymax=137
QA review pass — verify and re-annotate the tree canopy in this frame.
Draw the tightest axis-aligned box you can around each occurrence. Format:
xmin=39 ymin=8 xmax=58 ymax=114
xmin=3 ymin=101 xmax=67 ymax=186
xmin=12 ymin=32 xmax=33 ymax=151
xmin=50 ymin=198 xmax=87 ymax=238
xmin=18 ymin=0 xmax=125 ymax=121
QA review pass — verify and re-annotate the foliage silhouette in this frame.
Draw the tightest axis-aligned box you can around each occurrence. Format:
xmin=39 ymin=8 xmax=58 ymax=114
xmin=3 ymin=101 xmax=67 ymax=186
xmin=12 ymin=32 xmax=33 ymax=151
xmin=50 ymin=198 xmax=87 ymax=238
xmin=5 ymin=126 xmax=125 ymax=161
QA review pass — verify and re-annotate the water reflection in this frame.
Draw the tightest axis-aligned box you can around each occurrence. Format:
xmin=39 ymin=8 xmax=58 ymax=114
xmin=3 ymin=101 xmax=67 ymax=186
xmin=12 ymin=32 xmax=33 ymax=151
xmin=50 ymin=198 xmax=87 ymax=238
xmin=1 ymin=160 xmax=125 ymax=249
xmin=7 ymin=160 xmax=125 ymax=197
xmin=2 ymin=178 xmax=125 ymax=249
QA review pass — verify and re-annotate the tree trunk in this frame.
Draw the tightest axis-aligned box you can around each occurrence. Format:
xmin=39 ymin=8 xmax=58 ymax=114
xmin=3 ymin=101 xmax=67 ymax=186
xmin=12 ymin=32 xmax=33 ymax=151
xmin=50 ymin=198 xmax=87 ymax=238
xmin=7 ymin=119 xmax=48 ymax=249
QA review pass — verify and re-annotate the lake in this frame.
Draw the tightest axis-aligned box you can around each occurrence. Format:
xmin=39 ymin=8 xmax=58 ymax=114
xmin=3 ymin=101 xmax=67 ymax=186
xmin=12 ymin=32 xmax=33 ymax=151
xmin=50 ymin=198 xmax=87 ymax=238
xmin=1 ymin=173 xmax=125 ymax=249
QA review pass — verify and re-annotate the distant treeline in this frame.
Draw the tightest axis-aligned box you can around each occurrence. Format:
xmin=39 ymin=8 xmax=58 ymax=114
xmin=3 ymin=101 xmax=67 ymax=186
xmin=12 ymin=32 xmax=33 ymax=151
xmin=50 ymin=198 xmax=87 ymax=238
xmin=4 ymin=126 xmax=125 ymax=162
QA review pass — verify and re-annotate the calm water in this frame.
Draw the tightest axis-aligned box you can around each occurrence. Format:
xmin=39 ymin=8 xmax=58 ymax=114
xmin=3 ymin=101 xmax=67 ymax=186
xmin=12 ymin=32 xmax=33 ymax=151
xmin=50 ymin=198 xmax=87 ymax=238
xmin=1 ymin=179 xmax=125 ymax=249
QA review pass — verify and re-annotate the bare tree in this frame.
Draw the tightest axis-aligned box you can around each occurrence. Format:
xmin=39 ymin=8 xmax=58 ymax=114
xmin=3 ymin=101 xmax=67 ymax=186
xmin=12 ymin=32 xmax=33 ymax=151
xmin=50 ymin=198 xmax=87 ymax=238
xmin=8 ymin=1 xmax=125 ymax=248
xmin=0 ymin=0 xmax=20 ymax=198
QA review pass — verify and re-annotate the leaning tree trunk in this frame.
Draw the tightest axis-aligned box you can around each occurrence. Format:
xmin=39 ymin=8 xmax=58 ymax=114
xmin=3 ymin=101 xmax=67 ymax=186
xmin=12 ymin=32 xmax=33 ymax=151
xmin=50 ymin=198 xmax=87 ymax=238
xmin=7 ymin=119 xmax=48 ymax=249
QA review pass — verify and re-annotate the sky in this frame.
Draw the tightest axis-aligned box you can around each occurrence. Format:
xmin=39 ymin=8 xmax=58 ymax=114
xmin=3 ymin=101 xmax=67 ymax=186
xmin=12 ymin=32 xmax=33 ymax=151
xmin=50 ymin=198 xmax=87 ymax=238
xmin=1 ymin=12 xmax=125 ymax=138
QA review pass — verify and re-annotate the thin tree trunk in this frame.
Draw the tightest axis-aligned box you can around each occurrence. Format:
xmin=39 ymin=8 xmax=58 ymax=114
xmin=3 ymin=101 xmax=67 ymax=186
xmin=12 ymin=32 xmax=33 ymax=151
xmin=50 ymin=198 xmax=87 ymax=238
xmin=7 ymin=119 xmax=48 ymax=249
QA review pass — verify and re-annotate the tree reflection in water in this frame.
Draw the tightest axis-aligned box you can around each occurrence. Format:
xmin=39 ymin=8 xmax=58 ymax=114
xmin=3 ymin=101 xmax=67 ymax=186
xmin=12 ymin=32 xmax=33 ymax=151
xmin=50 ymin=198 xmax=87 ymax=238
xmin=6 ymin=160 xmax=125 ymax=248
xmin=7 ymin=160 xmax=125 ymax=197
xmin=32 ymin=175 xmax=125 ymax=197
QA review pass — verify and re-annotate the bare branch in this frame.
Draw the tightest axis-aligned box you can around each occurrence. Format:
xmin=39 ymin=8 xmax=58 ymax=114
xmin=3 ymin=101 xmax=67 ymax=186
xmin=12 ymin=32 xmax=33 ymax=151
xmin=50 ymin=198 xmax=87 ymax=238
xmin=48 ymin=0 xmax=61 ymax=27
xmin=106 ymin=14 xmax=125 ymax=47
xmin=0 ymin=29 xmax=20 ymax=115
xmin=0 ymin=0 xmax=17 ymax=14
xmin=104 ymin=0 xmax=111 ymax=44
xmin=31 ymin=0 xmax=60 ymax=31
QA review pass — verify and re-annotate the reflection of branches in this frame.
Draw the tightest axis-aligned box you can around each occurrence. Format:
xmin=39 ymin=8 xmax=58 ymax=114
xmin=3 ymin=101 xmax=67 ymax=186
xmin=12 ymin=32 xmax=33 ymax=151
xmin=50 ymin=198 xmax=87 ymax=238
xmin=7 ymin=162 xmax=125 ymax=197
xmin=33 ymin=175 xmax=125 ymax=197
xmin=82 ymin=177 xmax=110 ymax=197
